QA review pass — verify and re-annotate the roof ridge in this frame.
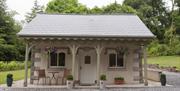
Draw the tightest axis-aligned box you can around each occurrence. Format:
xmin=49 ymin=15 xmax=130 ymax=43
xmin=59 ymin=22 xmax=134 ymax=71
xmin=37 ymin=13 xmax=136 ymax=16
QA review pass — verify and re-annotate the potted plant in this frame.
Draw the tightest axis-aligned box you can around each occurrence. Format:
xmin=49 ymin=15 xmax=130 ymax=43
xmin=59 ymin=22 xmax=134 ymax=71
xmin=66 ymin=75 xmax=73 ymax=89
xmin=114 ymin=77 xmax=124 ymax=85
xmin=160 ymin=73 xmax=166 ymax=86
xmin=100 ymin=74 xmax=106 ymax=89
xmin=6 ymin=74 xmax=13 ymax=87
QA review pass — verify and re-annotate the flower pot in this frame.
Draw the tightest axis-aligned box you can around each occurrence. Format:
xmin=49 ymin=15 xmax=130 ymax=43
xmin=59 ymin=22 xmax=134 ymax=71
xmin=160 ymin=74 xmax=166 ymax=86
xmin=114 ymin=80 xmax=124 ymax=85
xmin=67 ymin=80 xmax=73 ymax=89
xmin=100 ymin=80 xmax=106 ymax=89
xmin=161 ymin=80 xmax=166 ymax=86
xmin=6 ymin=74 xmax=13 ymax=87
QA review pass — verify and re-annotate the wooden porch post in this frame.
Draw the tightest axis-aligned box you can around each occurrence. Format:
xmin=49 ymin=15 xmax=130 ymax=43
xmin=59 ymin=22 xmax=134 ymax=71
xmin=142 ymin=45 xmax=148 ymax=86
xmin=24 ymin=42 xmax=35 ymax=87
xmin=24 ymin=43 xmax=29 ymax=87
xmin=95 ymin=45 xmax=103 ymax=85
xmin=30 ymin=48 xmax=35 ymax=84
xmin=70 ymin=45 xmax=78 ymax=79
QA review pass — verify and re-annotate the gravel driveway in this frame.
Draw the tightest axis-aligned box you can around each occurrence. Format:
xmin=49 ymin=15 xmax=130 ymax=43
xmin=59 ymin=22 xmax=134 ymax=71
xmin=163 ymin=71 xmax=180 ymax=86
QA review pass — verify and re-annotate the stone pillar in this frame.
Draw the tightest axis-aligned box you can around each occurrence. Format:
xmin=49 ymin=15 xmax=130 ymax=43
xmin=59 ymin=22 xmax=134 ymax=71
xmin=139 ymin=46 xmax=144 ymax=83
xmin=95 ymin=45 xmax=103 ymax=84
xmin=24 ymin=43 xmax=29 ymax=87
xmin=142 ymin=45 xmax=148 ymax=86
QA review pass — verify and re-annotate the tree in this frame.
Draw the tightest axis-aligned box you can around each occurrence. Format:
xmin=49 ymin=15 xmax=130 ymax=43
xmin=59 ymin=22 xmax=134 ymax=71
xmin=46 ymin=0 xmax=136 ymax=15
xmin=89 ymin=6 xmax=103 ymax=14
xmin=175 ymin=0 xmax=180 ymax=14
xmin=123 ymin=0 xmax=169 ymax=41
xmin=25 ymin=0 xmax=44 ymax=23
xmin=103 ymin=2 xmax=136 ymax=14
xmin=45 ymin=0 xmax=88 ymax=14
xmin=124 ymin=0 xmax=180 ymax=56
xmin=123 ymin=0 xmax=145 ymax=9
xmin=0 ymin=0 xmax=24 ymax=61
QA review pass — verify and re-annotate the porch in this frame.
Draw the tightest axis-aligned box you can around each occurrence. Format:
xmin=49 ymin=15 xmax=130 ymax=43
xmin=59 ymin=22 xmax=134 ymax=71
xmin=23 ymin=38 xmax=149 ymax=87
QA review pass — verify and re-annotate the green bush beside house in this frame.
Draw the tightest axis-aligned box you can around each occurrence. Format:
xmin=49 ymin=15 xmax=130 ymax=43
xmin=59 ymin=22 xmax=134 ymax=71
xmin=0 ymin=61 xmax=31 ymax=71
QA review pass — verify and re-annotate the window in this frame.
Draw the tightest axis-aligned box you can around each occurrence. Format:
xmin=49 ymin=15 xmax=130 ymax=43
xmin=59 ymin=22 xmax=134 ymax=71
xmin=109 ymin=52 xmax=124 ymax=68
xmin=50 ymin=52 xmax=57 ymax=66
xmin=109 ymin=54 xmax=116 ymax=67
xmin=84 ymin=56 xmax=91 ymax=64
xmin=58 ymin=53 xmax=65 ymax=66
xmin=50 ymin=52 xmax=65 ymax=67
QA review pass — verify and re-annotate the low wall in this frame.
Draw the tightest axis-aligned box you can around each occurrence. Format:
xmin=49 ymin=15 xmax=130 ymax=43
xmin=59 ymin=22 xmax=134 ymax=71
xmin=147 ymin=69 xmax=162 ymax=82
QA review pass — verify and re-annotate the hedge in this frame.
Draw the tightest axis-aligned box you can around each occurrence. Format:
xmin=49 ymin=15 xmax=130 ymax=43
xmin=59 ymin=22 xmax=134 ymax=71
xmin=0 ymin=61 xmax=31 ymax=71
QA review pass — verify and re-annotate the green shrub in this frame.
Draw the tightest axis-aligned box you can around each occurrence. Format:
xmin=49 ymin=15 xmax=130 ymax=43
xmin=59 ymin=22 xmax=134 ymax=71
xmin=0 ymin=61 xmax=4 ymax=70
xmin=67 ymin=75 xmax=73 ymax=80
xmin=8 ymin=61 xmax=18 ymax=70
xmin=0 ymin=61 xmax=31 ymax=71
xmin=171 ymin=39 xmax=180 ymax=55
xmin=100 ymin=74 xmax=106 ymax=80
xmin=148 ymin=39 xmax=180 ymax=56
xmin=7 ymin=74 xmax=13 ymax=78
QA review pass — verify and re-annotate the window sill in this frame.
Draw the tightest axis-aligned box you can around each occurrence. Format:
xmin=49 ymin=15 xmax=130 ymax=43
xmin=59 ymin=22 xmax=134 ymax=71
xmin=108 ymin=67 xmax=124 ymax=69
xmin=49 ymin=66 xmax=66 ymax=69
xmin=108 ymin=67 xmax=126 ymax=71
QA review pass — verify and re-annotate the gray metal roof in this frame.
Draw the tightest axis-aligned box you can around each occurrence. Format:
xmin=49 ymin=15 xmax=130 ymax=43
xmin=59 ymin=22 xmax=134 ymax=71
xmin=18 ymin=14 xmax=155 ymax=38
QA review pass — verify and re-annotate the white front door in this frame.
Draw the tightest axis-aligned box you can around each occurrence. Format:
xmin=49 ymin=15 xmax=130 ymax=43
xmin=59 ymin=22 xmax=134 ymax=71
xmin=80 ymin=50 xmax=96 ymax=85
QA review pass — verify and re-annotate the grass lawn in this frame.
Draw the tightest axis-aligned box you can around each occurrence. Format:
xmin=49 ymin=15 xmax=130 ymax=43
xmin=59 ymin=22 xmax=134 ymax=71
xmin=0 ymin=69 xmax=30 ymax=84
xmin=148 ymin=56 xmax=180 ymax=70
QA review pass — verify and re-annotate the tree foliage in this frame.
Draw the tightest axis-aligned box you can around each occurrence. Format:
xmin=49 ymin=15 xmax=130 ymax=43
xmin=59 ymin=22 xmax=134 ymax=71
xmin=123 ymin=0 xmax=180 ymax=56
xmin=124 ymin=0 xmax=170 ymax=41
xmin=0 ymin=0 xmax=24 ymax=61
xmin=46 ymin=0 xmax=88 ymax=14
xmin=102 ymin=2 xmax=136 ymax=14
xmin=25 ymin=0 xmax=44 ymax=23
xmin=45 ymin=0 xmax=136 ymax=15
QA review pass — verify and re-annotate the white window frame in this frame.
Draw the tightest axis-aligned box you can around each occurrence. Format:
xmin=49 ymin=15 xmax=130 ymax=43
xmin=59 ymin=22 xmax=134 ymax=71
xmin=49 ymin=51 xmax=66 ymax=68
xmin=108 ymin=50 xmax=125 ymax=68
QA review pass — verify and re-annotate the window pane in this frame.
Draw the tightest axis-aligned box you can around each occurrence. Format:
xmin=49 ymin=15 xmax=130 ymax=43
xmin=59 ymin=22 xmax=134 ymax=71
xmin=117 ymin=52 xmax=124 ymax=67
xmin=85 ymin=56 xmax=91 ymax=64
xmin=58 ymin=53 xmax=65 ymax=66
xmin=50 ymin=52 xmax=57 ymax=66
xmin=109 ymin=54 xmax=116 ymax=67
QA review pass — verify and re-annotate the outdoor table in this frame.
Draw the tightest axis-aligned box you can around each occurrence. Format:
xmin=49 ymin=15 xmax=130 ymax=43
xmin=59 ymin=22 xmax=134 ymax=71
xmin=48 ymin=71 xmax=59 ymax=85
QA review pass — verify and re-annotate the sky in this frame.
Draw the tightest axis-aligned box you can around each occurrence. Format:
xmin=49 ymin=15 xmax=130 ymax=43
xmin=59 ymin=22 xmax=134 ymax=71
xmin=6 ymin=0 xmax=171 ymax=22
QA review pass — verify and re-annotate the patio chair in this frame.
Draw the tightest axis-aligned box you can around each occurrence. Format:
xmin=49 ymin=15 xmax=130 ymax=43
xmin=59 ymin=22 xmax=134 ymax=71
xmin=31 ymin=67 xmax=40 ymax=84
xmin=31 ymin=75 xmax=39 ymax=85
xmin=37 ymin=69 xmax=50 ymax=85
xmin=57 ymin=69 xmax=70 ymax=85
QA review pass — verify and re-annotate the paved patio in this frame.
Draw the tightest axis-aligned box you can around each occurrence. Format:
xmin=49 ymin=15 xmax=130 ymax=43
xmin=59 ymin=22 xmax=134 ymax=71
xmin=0 ymin=79 xmax=170 ymax=88
xmin=0 ymin=79 xmax=177 ymax=91
xmin=0 ymin=87 xmax=180 ymax=91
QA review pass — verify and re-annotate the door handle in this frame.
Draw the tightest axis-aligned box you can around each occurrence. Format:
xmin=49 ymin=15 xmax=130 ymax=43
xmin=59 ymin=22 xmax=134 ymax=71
xmin=80 ymin=66 xmax=82 ymax=70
